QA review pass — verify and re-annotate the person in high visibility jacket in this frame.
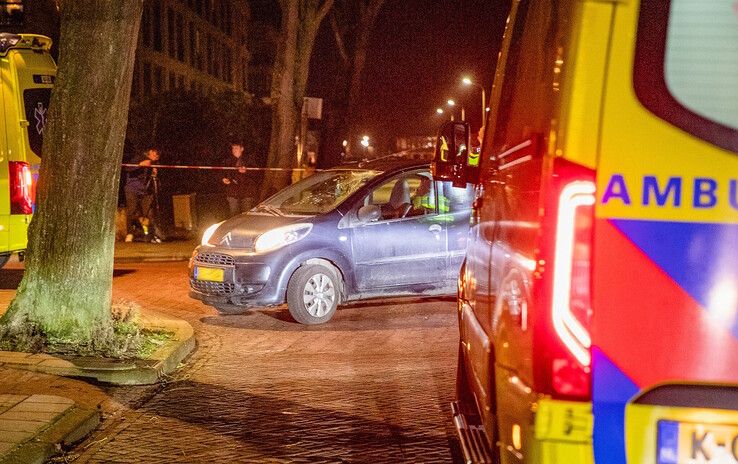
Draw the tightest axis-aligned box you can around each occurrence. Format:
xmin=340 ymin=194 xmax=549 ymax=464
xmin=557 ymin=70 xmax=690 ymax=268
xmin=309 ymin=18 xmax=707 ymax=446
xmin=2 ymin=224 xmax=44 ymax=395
xmin=411 ymin=176 xmax=449 ymax=215
xmin=468 ymin=125 xmax=484 ymax=167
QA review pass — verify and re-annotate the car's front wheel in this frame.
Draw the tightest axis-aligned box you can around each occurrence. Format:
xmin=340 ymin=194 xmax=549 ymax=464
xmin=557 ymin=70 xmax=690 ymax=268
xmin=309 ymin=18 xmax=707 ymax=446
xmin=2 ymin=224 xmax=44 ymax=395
xmin=286 ymin=263 xmax=341 ymax=324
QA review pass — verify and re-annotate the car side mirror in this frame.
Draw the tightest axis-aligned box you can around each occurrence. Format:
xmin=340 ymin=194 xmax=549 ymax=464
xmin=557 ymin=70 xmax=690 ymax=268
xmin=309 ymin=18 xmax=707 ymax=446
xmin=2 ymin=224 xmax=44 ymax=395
xmin=357 ymin=204 xmax=381 ymax=223
xmin=431 ymin=121 xmax=478 ymax=187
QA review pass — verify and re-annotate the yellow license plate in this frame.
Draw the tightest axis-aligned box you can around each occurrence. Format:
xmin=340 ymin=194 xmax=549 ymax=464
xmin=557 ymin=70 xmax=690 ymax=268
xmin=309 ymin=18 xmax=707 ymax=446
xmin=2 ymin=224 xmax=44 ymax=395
xmin=194 ymin=266 xmax=224 ymax=282
xmin=658 ymin=420 xmax=738 ymax=463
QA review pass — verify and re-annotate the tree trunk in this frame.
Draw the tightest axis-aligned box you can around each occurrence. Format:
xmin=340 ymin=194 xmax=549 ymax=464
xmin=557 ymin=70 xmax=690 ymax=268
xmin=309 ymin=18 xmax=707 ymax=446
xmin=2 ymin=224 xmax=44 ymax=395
xmin=264 ymin=0 xmax=333 ymax=193
xmin=264 ymin=1 xmax=300 ymax=193
xmin=0 ymin=0 xmax=143 ymax=340
xmin=321 ymin=0 xmax=385 ymax=165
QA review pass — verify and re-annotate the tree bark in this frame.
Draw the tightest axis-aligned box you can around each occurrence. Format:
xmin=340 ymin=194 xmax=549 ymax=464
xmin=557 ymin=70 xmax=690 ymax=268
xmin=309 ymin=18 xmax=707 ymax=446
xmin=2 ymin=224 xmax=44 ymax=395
xmin=264 ymin=0 xmax=333 ymax=192
xmin=0 ymin=0 xmax=143 ymax=340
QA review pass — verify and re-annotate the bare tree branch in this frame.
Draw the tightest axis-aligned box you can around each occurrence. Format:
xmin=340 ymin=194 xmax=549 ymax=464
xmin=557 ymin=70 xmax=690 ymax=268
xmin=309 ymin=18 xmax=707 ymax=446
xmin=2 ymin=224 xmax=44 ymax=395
xmin=316 ymin=0 xmax=334 ymax=25
xmin=329 ymin=11 xmax=349 ymax=65
xmin=365 ymin=0 xmax=385 ymax=24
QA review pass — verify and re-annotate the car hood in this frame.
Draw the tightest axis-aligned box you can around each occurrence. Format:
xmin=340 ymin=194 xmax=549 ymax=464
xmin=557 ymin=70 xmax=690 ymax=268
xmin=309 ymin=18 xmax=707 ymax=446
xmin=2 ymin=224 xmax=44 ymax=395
xmin=208 ymin=212 xmax=312 ymax=249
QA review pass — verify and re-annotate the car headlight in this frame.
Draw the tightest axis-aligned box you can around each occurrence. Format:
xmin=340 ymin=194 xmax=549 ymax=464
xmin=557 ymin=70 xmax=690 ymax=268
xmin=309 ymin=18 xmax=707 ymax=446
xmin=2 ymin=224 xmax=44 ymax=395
xmin=201 ymin=221 xmax=224 ymax=246
xmin=254 ymin=223 xmax=313 ymax=253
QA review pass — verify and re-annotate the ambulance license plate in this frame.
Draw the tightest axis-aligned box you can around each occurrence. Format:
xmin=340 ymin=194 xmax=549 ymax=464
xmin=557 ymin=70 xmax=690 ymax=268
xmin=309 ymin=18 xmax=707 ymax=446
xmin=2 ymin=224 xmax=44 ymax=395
xmin=657 ymin=420 xmax=738 ymax=463
xmin=194 ymin=266 xmax=224 ymax=282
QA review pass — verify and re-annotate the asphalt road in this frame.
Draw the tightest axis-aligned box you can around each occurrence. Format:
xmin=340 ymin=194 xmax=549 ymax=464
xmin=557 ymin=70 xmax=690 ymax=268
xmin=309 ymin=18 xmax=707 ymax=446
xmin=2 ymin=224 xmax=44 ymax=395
xmin=50 ymin=261 xmax=464 ymax=463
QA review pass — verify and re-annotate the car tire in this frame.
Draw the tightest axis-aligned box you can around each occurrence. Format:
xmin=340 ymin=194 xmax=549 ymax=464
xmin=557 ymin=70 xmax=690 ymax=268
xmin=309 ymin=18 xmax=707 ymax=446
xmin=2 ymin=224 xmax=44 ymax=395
xmin=213 ymin=304 xmax=250 ymax=315
xmin=286 ymin=263 xmax=341 ymax=324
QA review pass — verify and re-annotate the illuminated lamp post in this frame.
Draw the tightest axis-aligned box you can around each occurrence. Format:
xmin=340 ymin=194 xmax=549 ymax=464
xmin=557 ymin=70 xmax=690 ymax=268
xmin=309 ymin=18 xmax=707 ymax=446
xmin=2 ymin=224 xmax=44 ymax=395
xmin=462 ymin=76 xmax=486 ymax=122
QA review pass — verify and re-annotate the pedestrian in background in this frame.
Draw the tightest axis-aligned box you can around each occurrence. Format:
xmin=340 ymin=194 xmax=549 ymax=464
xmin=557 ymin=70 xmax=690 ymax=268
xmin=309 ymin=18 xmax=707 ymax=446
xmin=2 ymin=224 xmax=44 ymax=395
xmin=222 ymin=141 xmax=255 ymax=217
xmin=124 ymin=147 xmax=161 ymax=243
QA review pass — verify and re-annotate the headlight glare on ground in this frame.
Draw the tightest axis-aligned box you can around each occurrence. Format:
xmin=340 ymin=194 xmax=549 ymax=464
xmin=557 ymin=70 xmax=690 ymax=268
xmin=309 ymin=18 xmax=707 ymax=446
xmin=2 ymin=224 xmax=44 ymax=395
xmin=201 ymin=221 xmax=224 ymax=246
xmin=254 ymin=223 xmax=313 ymax=253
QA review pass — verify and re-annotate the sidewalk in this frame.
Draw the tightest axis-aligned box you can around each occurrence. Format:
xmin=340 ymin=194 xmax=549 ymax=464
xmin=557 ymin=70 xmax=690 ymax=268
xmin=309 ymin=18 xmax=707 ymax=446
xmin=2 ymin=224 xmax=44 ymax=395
xmin=0 ymin=298 xmax=196 ymax=463
xmin=114 ymin=238 xmax=197 ymax=263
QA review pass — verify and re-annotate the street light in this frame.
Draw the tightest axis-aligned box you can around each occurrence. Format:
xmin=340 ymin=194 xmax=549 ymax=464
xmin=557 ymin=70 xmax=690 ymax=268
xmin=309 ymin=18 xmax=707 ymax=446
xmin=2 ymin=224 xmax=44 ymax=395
xmin=446 ymin=99 xmax=465 ymax=121
xmin=360 ymin=135 xmax=370 ymax=148
xmin=462 ymin=76 xmax=487 ymax=123
xmin=436 ymin=108 xmax=444 ymax=115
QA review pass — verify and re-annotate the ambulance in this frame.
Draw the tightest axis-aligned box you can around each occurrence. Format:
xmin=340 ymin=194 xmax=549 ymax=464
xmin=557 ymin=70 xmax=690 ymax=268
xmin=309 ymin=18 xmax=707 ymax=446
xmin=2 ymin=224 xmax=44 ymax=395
xmin=0 ymin=33 xmax=54 ymax=268
xmin=432 ymin=0 xmax=738 ymax=462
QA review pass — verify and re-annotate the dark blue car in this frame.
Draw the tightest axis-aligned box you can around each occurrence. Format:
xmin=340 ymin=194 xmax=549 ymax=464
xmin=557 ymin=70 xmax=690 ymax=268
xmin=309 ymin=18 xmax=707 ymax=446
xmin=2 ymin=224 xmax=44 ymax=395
xmin=189 ymin=156 xmax=473 ymax=324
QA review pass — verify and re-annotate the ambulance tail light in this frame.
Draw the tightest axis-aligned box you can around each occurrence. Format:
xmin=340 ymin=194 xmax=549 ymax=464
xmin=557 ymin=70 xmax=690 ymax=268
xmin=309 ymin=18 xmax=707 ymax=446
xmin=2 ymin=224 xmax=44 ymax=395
xmin=10 ymin=161 xmax=34 ymax=214
xmin=550 ymin=179 xmax=595 ymax=399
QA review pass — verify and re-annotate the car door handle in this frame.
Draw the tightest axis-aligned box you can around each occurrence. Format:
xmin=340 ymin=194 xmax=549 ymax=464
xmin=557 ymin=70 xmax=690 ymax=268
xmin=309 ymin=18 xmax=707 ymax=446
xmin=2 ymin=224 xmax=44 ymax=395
xmin=428 ymin=224 xmax=442 ymax=233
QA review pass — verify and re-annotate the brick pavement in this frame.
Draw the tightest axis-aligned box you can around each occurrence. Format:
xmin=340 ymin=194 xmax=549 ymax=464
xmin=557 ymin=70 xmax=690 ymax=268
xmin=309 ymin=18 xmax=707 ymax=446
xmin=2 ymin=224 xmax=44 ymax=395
xmin=57 ymin=262 xmax=463 ymax=463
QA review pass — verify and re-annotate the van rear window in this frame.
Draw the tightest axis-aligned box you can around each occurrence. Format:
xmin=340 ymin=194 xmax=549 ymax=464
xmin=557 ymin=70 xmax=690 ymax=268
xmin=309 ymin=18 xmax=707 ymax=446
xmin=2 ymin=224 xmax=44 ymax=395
xmin=23 ymin=88 xmax=50 ymax=158
xmin=633 ymin=0 xmax=738 ymax=153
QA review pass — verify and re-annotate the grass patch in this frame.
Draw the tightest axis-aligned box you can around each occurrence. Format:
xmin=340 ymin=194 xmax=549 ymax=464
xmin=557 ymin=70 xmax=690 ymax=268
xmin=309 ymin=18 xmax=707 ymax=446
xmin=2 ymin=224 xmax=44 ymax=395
xmin=0 ymin=301 xmax=173 ymax=360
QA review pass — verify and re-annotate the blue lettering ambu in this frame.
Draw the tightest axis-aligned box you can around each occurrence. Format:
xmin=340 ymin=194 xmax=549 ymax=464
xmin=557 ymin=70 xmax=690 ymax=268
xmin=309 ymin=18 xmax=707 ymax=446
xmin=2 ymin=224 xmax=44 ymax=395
xmin=602 ymin=174 xmax=632 ymax=205
xmin=693 ymin=178 xmax=718 ymax=208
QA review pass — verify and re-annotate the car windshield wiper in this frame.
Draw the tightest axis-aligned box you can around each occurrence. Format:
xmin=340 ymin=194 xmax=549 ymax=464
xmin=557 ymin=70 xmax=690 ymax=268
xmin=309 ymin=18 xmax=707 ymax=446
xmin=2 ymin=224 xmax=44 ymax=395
xmin=254 ymin=204 xmax=283 ymax=216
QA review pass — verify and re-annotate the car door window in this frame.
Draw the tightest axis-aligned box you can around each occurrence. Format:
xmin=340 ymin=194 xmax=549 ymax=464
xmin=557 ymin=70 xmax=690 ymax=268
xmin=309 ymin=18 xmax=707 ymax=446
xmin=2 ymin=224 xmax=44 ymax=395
xmin=364 ymin=171 xmax=436 ymax=221
xmin=438 ymin=182 xmax=474 ymax=214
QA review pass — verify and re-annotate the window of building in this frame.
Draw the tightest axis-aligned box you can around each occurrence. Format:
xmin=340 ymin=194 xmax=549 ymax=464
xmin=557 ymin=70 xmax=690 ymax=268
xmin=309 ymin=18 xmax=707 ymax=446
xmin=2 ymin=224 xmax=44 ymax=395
xmin=207 ymin=35 xmax=214 ymax=75
xmin=214 ymin=44 xmax=221 ymax=79
xmin=141 ymin=4 xmax=151 ymax=48
xmin=131 ymin=62 xmax=141 ymax=101
xmin=224 ymin=48 xmax=232 ymax=84
xmin=196 ymin=29 xmax=204 ymax=71
xmin=224 ymin=2 xmax=232 ymax=36
xmin=0 ymin=0 xmax=23 ymax=27
xmin=167 ymin=7 xmax=175 ymax=58
xmin=152 ymin=2 xmax=163 ymax=52
xmin=143 ymin=62 xmax=152 ymax=97
xmin=243 ymin=63 xmax=249 ymax=92
xmin=188 ymin=22 xmax=195 ymax=66
xmin=154 ymin=66 xmax=163 ymax=94
xmin=176 ymin=13 xmax=185 ymax=62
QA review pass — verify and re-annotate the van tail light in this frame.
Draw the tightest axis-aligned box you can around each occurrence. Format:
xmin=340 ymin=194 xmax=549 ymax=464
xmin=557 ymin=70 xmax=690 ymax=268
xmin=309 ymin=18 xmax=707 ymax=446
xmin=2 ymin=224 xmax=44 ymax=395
xmin=9 ymin=161 xmax=34 ymax=214
xmin=550 ymin=180 xmax=595 ymax=398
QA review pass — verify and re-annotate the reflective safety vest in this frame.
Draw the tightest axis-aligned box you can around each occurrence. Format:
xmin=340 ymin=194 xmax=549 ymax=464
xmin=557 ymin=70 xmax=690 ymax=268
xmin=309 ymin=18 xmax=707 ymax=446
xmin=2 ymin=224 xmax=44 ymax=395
xmin=413 ymin=194 xmax=450 ymax=213
xmin=468 ymin=147 xmax=480 ymax=167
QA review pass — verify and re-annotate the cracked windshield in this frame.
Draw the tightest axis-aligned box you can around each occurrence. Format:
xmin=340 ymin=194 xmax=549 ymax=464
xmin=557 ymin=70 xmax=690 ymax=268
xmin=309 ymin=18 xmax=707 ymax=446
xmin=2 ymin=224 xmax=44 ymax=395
xmin=261 ymin=170 xmax=378 ymax=215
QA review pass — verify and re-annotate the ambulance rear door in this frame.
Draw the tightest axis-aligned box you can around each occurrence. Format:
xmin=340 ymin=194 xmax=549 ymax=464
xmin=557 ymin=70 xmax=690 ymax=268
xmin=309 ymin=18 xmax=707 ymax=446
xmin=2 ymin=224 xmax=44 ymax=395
xmin=0 ymin=35 xmax=54 ymax=253
xmin=592 ymin=1 xmax=738 ymax=463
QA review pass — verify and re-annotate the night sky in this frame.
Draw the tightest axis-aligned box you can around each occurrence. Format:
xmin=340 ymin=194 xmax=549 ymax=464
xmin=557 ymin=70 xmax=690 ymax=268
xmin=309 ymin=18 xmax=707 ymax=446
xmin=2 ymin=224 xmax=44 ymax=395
xmin=308 ymin=0 xmax=511 ymax=148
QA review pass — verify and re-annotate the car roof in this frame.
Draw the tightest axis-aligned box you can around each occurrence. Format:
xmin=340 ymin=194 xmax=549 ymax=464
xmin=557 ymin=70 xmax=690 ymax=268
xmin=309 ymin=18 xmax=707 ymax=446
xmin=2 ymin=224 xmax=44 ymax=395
xmin=335 ymin=148 xmax=433 ymax=172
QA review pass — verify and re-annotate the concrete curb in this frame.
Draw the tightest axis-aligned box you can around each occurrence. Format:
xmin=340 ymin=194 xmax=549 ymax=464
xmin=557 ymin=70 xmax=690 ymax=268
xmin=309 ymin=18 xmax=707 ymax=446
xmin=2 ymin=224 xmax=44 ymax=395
xmin=0 ymin=399 xmax=100 ymax=464
xmin=0 ymin=309 xmax=196 ymax=386
xmin=114 ymin=255 xmax=191 ymax=264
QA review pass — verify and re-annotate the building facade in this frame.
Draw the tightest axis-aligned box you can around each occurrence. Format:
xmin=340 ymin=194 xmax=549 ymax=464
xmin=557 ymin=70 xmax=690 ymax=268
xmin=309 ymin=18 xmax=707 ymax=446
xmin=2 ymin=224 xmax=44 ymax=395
xmin=132 ymin=0 xmax=251 ymax=101
xmin=0 ymin=0 xmax=252 ymax=101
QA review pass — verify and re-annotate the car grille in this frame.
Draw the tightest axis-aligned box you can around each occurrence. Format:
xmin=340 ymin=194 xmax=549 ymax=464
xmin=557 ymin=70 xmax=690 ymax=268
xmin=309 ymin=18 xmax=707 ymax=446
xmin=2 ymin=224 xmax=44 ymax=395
xmin=194 ymin=252 xmax=235 ymax=266
xmin=190 ymin=279 xmax=237 ymax=296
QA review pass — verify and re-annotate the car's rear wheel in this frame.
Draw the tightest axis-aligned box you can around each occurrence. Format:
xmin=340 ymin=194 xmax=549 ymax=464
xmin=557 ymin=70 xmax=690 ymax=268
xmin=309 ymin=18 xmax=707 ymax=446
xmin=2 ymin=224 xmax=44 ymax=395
xmin=286 ymin=263 xmax=341 ymax=324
